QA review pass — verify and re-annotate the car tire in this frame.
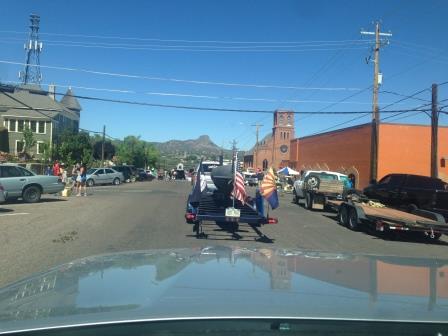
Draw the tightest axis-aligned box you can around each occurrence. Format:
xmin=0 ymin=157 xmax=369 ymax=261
xmin=407 ymin=203 xmax=418 ymax=214
xmin=87 ymin=179 xmax=95 ymax=187
xmin=113 ymin=178 xmax=121 ymax=185
xmin=347 ymin=207 xmax=359 ymax=231
xmin=22 ymin=185 xmax=41 ymax=203
xmin=292 ymin=190 xmax=299 ymax=204
xmin=304 ymin=192 xmax=313 ymax=210
xmin=338 ymin=205 xmax=349 ymax=226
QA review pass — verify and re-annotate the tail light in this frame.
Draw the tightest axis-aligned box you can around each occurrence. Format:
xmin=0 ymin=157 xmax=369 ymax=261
xmin=267 ymin=217 xmax=278 ymax=224
xmin=185 ymin=213 xmax=196 ymax=221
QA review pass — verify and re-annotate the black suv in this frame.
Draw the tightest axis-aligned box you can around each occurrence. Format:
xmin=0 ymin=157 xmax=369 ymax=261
xmin=113 ymin=165 xmax=137 ymax=182
xmin=364 ymin=174 xmax=448 ymax=220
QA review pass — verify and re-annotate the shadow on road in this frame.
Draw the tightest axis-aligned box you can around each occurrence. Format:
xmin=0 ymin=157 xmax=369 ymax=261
xmin=322 ymin=214 xmax=448 ymax=246
xmin=5 ymin=198 xmax=67 ymax=205
xmin=187 ymin=221 xmax=274 ymax=243
xmin=0 ymin=208 xmax=14 ymax=213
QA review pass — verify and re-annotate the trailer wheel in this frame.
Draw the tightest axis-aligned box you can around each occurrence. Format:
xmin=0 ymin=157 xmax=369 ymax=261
xmin=338 ymin=205 xmax=349 ymax=226
xmin=347 ymin=207 xmax=359 ymax=231
xmin=304 ymin=192 xmax=313 ymax=210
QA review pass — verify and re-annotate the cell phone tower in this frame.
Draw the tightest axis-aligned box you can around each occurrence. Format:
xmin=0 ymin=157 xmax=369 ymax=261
xmin=19 ymin=14 xmax=43 ymax=85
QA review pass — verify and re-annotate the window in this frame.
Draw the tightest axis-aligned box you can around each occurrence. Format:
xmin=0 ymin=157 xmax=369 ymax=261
xmin=97 ymin=169 xmax=105 ymax=175
xmin=8 ymin=119 xmax=16 ymax=132
xmin=17 ymin=167 xmax=34 ymax=176
xmin=388 ymin=175 xmax=406 ymax=187
xmin=17 ymin=120 xmax=25 ymax=132
xmin=36 ymin=142 xmax=44 ymax=154
xmin=262 ymin=159 xmax=268 ymax=170
xmin=30 ymin=120 xmax=37 ymax=132
xmin=406 ymin=175 xmax=444 ymax=189
xmin=16 ymin=140 xmax=24 ymax=153
xmin=105 ymin=169 xmax=114 ymax=174
xmin=0 ymin=166 xmax=23 ymax=177
xmin=38 ymin=121 xmax=45 ymax=134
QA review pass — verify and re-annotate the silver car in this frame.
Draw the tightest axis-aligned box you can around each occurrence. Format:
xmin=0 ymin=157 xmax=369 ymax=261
xmin=86 ymin=168 xmax=124 ymax=187
xmin=0 ymin=164 xmax=64 ymax=203
xmin=0 ymin=182 xmax=6 ymax=203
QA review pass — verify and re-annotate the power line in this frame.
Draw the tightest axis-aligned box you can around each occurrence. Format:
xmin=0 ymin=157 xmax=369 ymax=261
xmin=0 ymin=60 xmax=362 ymax=91
xmin=0 ymin=40 xmax=372 ymax=53
xmin=3 ymin=80 xmax=398 ymax=105
xmin=379 ymin=90 xmax=431 ymax=103
xmin=0 ymin=36 xmax=376 ymax=49
xmin=0 ymin=30 xmax=375 ymax=45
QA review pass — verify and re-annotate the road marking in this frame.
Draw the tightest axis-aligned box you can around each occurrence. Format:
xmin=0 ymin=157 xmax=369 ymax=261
xmin=0 ymin=212 xmax=30 ymax=217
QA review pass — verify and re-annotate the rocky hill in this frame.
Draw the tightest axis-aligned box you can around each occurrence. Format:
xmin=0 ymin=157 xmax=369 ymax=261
xmin=152 ymin=135 xmax=231 ymax=157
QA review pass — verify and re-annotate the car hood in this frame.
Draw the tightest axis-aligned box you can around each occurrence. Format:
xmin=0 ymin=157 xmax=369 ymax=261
xmin=1 ymin=247 xmax=448 ymax=332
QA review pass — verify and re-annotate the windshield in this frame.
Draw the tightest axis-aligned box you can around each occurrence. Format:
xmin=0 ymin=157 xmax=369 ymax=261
xmin=1 ymin=1 xmax=448 ymax=333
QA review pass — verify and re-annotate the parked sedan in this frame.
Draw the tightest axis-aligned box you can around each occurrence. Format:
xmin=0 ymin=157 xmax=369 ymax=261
xmin=0 ymin=183 xmax=6 ymax=203
xmin=0 ymin=164 xmax=64 ymax=203
xmin=86 ymin=168 xmax=124 ymax=187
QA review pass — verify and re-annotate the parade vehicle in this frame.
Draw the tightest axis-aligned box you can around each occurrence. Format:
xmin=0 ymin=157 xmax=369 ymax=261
xmin=185 ymin=164 xmax=277 ymax=241
xmin=293 ymin=171 xmax=350 ymax=210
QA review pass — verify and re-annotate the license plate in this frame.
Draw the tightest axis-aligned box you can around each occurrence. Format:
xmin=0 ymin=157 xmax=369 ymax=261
xmin=225 ymin=207 xmax=241 ymax=218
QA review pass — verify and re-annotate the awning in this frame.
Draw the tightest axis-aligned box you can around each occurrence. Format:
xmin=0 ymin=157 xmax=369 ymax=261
xmin=278 ymin=166 xmax=300 ymax=175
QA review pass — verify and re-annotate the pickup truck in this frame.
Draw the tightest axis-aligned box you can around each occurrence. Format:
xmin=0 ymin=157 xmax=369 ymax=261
xmin=293 ymin=170 xmax=349 ymax=210
xmin=363 ymin=174 xmax=448 ymax=221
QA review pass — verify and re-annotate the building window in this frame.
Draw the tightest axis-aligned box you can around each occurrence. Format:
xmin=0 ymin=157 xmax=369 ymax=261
xmin=36 ymin=142 xmax=44 ymax=155
xmin=262 ymin=159 xmax=268 ymax=170
xmin=17 ymin=120 xmax=25 ymax=132
xmin=441 ymin=158 xmax=446 ymax=168
xmin=30 ymin=120 xmax=37 ymax=132
xmin=38 ymin=121 xmax=46 ymax=134
xmin=16 ymin=140 xmax=24 ymax=154
xmin=8 ymin=119 xmax=16 ymax=132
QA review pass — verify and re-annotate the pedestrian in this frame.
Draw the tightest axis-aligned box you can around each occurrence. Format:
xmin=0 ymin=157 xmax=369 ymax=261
xmin=76 ymin=164 xmax=87 ymax=197
xmin=60 ymin=164 xmax=68 ymax=183
xmin=45 ymin=165 xmax=52 ymax=176
xmin=52 ymin=160 xmax=60 ymax=176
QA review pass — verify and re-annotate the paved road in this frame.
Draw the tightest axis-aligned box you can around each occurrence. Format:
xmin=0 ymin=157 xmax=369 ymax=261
xmin=1 ymin=180 xmax=447 ymax=287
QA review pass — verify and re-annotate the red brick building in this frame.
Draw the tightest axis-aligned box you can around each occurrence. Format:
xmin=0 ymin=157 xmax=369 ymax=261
xmin=289 ymin=123 xmax=448 ymax=189
xmin=244 ymin=110 xmax=295 ymax=171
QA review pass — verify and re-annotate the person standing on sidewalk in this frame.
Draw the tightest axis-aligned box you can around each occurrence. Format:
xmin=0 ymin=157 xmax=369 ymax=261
xmin=52 ymin=160 xmax=60 ymax=176
xmin=76 ymin=165 xmax=88 ymax=196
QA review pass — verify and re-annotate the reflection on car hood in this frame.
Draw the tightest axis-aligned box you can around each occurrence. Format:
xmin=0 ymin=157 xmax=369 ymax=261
xmin=1 ymin=247 xmax=448 ymax=332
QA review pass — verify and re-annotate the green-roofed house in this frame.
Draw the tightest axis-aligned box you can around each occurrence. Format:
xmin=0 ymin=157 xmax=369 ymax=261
xmin=0 ymin=84 xmax=81 ymax=158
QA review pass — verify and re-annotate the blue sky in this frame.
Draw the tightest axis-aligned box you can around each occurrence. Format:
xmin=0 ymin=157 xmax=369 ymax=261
xmin=1 ymin=0 xmax=447 ymax=150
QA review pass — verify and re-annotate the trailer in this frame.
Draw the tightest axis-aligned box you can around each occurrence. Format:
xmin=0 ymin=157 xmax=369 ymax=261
xmin=185 ymin=191 xmax=277 ymax=242
xmin=327 ymin=197 xmax=448 ymax=240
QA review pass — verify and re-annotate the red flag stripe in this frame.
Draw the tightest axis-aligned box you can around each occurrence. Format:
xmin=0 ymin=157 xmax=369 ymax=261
xmin=232 ymin=171 xmax=247 ymax=204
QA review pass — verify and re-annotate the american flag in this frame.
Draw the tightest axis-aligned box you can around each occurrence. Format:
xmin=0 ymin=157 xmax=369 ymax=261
xmin=232 ymin=170 xmax=247 ymax=205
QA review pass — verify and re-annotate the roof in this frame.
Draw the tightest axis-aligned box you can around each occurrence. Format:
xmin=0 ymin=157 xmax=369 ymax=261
xmin=245 ymin=133 xmax=272 ymax=155
xmin=60 ymin=88 xmax=82 ymax=111
xmin=0 ymin=85 xmax=79 ymax=121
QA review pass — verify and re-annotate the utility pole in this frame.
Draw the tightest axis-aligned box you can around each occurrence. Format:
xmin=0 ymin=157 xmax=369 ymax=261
xmin=251 ymin=123 xmax=263 ymax=170
xmin=431 ymin=83 xmax=438 ymax=178
xmin=361 ymin=22 xmax=392 ymax=182
xmin=101 ymin=125 xmax=105 ymax=165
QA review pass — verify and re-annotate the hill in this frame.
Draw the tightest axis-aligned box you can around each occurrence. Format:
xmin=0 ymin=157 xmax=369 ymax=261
xmin=152 ymin=135 xmax=231 ymax=158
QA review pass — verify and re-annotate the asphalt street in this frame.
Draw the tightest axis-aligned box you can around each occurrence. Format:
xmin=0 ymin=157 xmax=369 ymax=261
xmin=1 ymin=180 xmax=447 ymax=287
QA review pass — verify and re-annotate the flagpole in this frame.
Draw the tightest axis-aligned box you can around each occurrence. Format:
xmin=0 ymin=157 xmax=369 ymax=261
xmin=233 ymin=149 xmax=238 ymax=209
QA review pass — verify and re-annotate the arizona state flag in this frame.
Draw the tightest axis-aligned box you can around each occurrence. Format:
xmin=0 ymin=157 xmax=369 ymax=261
xmin=260 ymin=168 xmax=279 ymax=209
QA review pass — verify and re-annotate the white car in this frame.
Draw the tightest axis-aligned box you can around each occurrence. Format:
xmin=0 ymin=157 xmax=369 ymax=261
xmin=197 ymin=161 xmax=221 ymax=189
xmin=293 ymin=170 xmax=349 ymax=202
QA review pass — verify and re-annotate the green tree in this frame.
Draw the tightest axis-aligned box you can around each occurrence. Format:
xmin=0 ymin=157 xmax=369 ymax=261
xmin=22 ymin=126 xmax=36 ymax=156
xmin=93 ymin=140 xmax=116 ymax=160
xmin=40 ymin=142 xmax=51 ymax=163
xmin=116 ymin=136 xmax=159 ymax=168
xmin=56 ymin=131 xmax=93 ymax=166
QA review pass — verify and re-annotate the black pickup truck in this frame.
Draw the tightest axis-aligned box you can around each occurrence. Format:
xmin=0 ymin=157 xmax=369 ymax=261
xmin=364 ymin=174 xmax=448 ymax=221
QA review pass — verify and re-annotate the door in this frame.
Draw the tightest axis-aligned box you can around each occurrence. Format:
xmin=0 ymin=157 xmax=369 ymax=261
xmin=95 ymin=169 xmax=107 ymax=184
xmin=0 ymin=166 xmax=29 ymax=197
xmin=105 ymin=169 xmax=115 ymax=184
